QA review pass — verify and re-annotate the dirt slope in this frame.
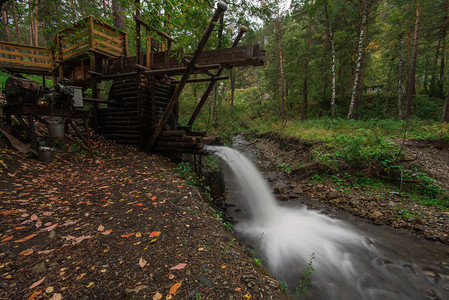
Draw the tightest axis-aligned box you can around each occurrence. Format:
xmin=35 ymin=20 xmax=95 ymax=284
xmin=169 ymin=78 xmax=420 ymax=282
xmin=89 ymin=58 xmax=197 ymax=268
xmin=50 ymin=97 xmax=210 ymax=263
xmin=0 ymin=139 xmax=284 ymax=299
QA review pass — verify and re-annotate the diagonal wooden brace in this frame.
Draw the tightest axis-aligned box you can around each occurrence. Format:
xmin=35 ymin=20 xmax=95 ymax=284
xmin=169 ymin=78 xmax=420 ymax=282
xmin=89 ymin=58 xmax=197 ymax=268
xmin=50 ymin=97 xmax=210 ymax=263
xmin=187 ymin=25 xmax=248 ymax=127
xmin=145 ymin=1 xmax=228 ymax=151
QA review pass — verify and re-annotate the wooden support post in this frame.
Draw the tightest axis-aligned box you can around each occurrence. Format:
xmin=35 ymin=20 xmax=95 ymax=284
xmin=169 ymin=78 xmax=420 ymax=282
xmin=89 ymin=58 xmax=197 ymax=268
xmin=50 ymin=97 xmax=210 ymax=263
xmin=124 ymin=34 xmax=129 ymax=57
xmin=146 ymin=1 xmax=228 ymax=152
xmin=57 ymin=35 xmax=63 ymax=80
xmin=145 ymin=28 xmax=152 ymax=68
xmin=68 ymin=119 xmax=90 ymax=150
xmin=84 ymin=116 xmax=92 ymax=151
xmin=16 ymin=115 xmax=30 ymax=134
xmin=28 ymin=115 xmax=37 ymax=151
xmin=187 ymin=25 xmax=248 ymax=127
xmin=88 ymin=17 xmax=94 ymax=49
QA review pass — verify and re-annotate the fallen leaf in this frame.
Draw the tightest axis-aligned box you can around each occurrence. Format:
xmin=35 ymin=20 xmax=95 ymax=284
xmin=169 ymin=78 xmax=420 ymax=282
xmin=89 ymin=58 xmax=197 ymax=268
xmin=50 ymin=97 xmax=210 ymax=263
xmin=136 ymin=203 xmax=143 ymax=207
xmin=125 ymin=285 xmax=148 ymax=293
xmin=15 ymin=234 xmax=36 ymax=243
xmin=97 ymin=225 xmax=104 ymax=232
xmin=45 ymin=286 xmax=54 ymax=293
xmin=139 ymin=257 xmax=147 ymax=268
xmin=166 ymin=295 xmax=172 ymax=300
xmin=169 ymin=274 xmax=175 ymax=280
xmin=153 ymin=292 xmax=163 ymax=300
xmin=170 ymin=263 xmax=187 ymax=270
xmin=29 ymin=276 xmax=46 ymax=289
xmin=244 ymin=294 xmax=251 ymax=299
xmin=136 ymin=232 xmax=142 ymax=238
xmin=41 ymin=224 xmax=58 ymax=232
xmin=52 ymin=293 xmax=62 ymax=300
xmin=103 ymin=246 xmax=110 ymax=253
xmin=102 ymin=229 xmax=113 ymax=235
xmin=28 ymin=290 xmax=42 ymax=300
xmin=149 ymin=231 xmax=161 ymax=238
xmin=169 ymin=282 xmax=181 ymax=295
xmin=121 ymin=233 xmax=135 ymax=238
xmin=30 ymin=214 xmax=38 ymax=221
xmin=86 ymin=282 xmax=95 ymax=288
xmin=38 ymin=249 xmax=55 ymax=255
xmin=151 ymin=196 xmax=157 ymax=201
xmin=1 ymin=236 xmax=13 ymax=242
xmin=35 ymin=222 xmax=42 ymax=228
xmin=19 ymin=248 xmax=34 ymax=256
xmin=14 ymin=226 xmax=26 ymax=230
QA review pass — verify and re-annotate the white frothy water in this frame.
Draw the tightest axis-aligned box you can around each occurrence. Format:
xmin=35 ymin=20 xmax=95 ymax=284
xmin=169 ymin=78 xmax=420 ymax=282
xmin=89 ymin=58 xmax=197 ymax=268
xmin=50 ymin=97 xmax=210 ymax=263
xmin=206 ymin=145 xmax=428 ymax=299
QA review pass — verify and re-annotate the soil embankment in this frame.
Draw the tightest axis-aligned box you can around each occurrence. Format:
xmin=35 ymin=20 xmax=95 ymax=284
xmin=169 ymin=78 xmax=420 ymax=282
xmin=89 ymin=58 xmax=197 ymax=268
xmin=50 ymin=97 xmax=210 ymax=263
xmin=0 ymin=138 xmax=284 ymax=299
xmin=245 ymin=132 xmax=449 ymax=244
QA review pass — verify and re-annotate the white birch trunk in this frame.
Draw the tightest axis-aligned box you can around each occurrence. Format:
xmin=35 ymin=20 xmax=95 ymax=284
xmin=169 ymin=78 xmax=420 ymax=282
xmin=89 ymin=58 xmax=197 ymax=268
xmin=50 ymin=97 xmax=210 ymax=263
xmin=347 ymin=1 xmax=368 ymax=120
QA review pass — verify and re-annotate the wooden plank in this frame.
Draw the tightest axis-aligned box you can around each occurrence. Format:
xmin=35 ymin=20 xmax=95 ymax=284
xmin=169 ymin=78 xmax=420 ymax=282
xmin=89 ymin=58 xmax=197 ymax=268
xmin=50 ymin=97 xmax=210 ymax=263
xmin=61 ymin=30 xmax=87 ymax=46
xmin=92 ymin=29 xmax=123 ymax=44
xmin=62 ymin=41 xmax=88 ymax=54
xmin=0 ymin=57 xmax=50 ymax=68
xmin=94 ymin=38 xmax=123 ymax=52
xmin=94 ymin=43 xmax=122 ymax=57
xmin=0 ymin=41 xmax=48 ymax=52
xmin=0 ymin=49 xmax=49 ymax=60
xmin=62 ymin=46 xmax=88 ymax=60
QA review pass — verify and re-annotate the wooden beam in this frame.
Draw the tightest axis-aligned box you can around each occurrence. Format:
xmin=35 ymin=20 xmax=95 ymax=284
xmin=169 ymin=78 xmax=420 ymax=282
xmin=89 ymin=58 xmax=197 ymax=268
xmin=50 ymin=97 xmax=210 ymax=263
xmin=135 ymin=15 xmax=175 ymax=43
xmin=146 ymin=1 xmax=228 ymax=152
xmin=142 ymin=64 xmax=221 ymax=75
xmin=172 ymin=76 xmax=228 ymax=84
xmin=187 ymin=25 xmax=247 ymax=127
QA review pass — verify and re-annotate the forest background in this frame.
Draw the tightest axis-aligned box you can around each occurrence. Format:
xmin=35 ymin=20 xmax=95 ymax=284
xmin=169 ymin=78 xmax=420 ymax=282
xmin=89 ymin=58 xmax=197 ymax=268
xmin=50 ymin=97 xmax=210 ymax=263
xmin=1 ymin=0 xmax=449 ymax=207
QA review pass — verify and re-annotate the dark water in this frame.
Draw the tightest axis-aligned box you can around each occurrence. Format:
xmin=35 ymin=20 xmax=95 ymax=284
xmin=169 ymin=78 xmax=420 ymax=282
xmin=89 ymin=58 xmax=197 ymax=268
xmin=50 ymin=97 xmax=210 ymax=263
xmin=206 ymin=136 xmax=449 ymax=300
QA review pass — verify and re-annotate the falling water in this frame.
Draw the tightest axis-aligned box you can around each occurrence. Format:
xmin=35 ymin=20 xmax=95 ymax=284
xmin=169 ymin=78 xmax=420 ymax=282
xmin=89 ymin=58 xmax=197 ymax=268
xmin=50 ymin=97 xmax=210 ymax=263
xmin=206 ymin=145 xmax=448 ymax=299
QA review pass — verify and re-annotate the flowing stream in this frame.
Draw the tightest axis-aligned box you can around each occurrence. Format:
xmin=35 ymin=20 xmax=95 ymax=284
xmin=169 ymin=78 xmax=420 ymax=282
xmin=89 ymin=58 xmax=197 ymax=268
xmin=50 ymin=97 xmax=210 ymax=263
xmin=205 ymin=142 xmax=449 ymax=300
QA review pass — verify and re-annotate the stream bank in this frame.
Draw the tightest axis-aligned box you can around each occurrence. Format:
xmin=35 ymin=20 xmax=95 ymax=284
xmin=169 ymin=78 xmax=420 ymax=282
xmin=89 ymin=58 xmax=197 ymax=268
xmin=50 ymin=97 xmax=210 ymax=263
xmin=216 ymin=135 xmax=449 ymax=299
xmin=242 ymin=132 xmax=449 ymax=244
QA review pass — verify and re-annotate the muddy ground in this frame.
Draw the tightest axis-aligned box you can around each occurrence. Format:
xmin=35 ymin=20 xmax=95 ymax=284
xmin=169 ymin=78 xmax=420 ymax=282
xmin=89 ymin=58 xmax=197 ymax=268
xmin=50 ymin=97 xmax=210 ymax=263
xmin=245 ymin=132 xmax=449 ymax=245
xmin=0 ymin=136 xmax=285 ymax=299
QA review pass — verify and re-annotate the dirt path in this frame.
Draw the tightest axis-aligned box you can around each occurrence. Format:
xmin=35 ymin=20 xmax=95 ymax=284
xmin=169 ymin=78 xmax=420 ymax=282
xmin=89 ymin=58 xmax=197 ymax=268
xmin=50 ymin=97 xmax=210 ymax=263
xmin=246 ymin=133 xmax=449 ymax=244
xmin=0 ymin=139 xmax=284 ymax=299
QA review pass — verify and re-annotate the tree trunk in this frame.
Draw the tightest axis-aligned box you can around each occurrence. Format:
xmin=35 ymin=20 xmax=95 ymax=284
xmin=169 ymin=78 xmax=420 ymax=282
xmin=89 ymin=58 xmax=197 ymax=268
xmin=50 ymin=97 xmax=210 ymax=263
xmin=212 ymin=13 xmax=224 ymax=123
xmin=275 ymin=10 xmax=286 ymax=120
xmin=230 ymin=69 xmax=235 ymax=107
xmin=347 ymin=1 xmax=368 ymax=120
xmin=12 ymin=3 xmax=20 ymax=43
xmin=2 ymin=10 xmax=11 ymax=42
xmin=398 ymin=39 xmax=405 ymax=120
xmin=33 ymin=0 xmax=38 ymax=47
xmin=442 ymin=86 xmax=449 ymax=122
xmin=440 ymin=0 xmax=448 ymax=95
xmin=324 ymin=1 xmax=337 ymax=118
xmin=112 ymin=0 xmax=125 ymax=31
xmin=301 ymin=15 xmax=312 ymax=121
xmin=406 ymin=1 xmax=421 ymax=119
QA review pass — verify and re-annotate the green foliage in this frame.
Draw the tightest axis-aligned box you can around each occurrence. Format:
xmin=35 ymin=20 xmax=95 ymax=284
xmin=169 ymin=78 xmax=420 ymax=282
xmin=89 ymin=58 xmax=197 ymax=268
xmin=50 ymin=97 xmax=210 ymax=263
xmin=296 ymin=253 xmax=315 ymax=295
xmin=176 ymin=162 xmax=197 ymax=186
xmin=278 ymin=281 xmax=288 ymax=295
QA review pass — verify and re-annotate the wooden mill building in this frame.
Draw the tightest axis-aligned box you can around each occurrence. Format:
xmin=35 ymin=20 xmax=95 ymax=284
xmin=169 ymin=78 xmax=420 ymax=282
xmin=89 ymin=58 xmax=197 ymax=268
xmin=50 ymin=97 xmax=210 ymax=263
xmin=0 ymin=2 xmax=265 ymax=154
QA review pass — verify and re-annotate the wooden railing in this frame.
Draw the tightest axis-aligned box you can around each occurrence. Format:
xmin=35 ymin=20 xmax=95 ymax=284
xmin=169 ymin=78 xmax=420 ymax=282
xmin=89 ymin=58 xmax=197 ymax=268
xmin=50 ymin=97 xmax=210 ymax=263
xmin=57 ymin=17 xmax=128 ymax=61
xmin=0 ymin=41 xmax=53 ymax=71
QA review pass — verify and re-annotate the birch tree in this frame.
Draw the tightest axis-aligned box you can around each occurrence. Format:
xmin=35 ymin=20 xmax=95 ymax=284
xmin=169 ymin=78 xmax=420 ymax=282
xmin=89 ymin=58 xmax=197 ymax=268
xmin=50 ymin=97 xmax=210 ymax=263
xmin=347 ymin=0 xmax=368 ymax=120
xmin=324 ymin=0 xmax=336 ymax=118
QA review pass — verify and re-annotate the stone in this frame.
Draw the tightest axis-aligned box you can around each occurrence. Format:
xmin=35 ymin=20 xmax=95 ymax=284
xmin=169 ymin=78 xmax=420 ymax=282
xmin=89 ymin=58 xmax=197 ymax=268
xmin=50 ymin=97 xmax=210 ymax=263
xmin=198 ymin=276 xmax=213 ymax=287
xmin=370 ymin=210 xmax=383 ymax=219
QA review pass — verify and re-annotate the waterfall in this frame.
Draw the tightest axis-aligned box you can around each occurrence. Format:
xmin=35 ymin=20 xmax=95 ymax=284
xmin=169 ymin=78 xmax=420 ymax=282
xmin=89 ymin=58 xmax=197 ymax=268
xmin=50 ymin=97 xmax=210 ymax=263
xmin=206 ymin=145 xmax=433 ymax=300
